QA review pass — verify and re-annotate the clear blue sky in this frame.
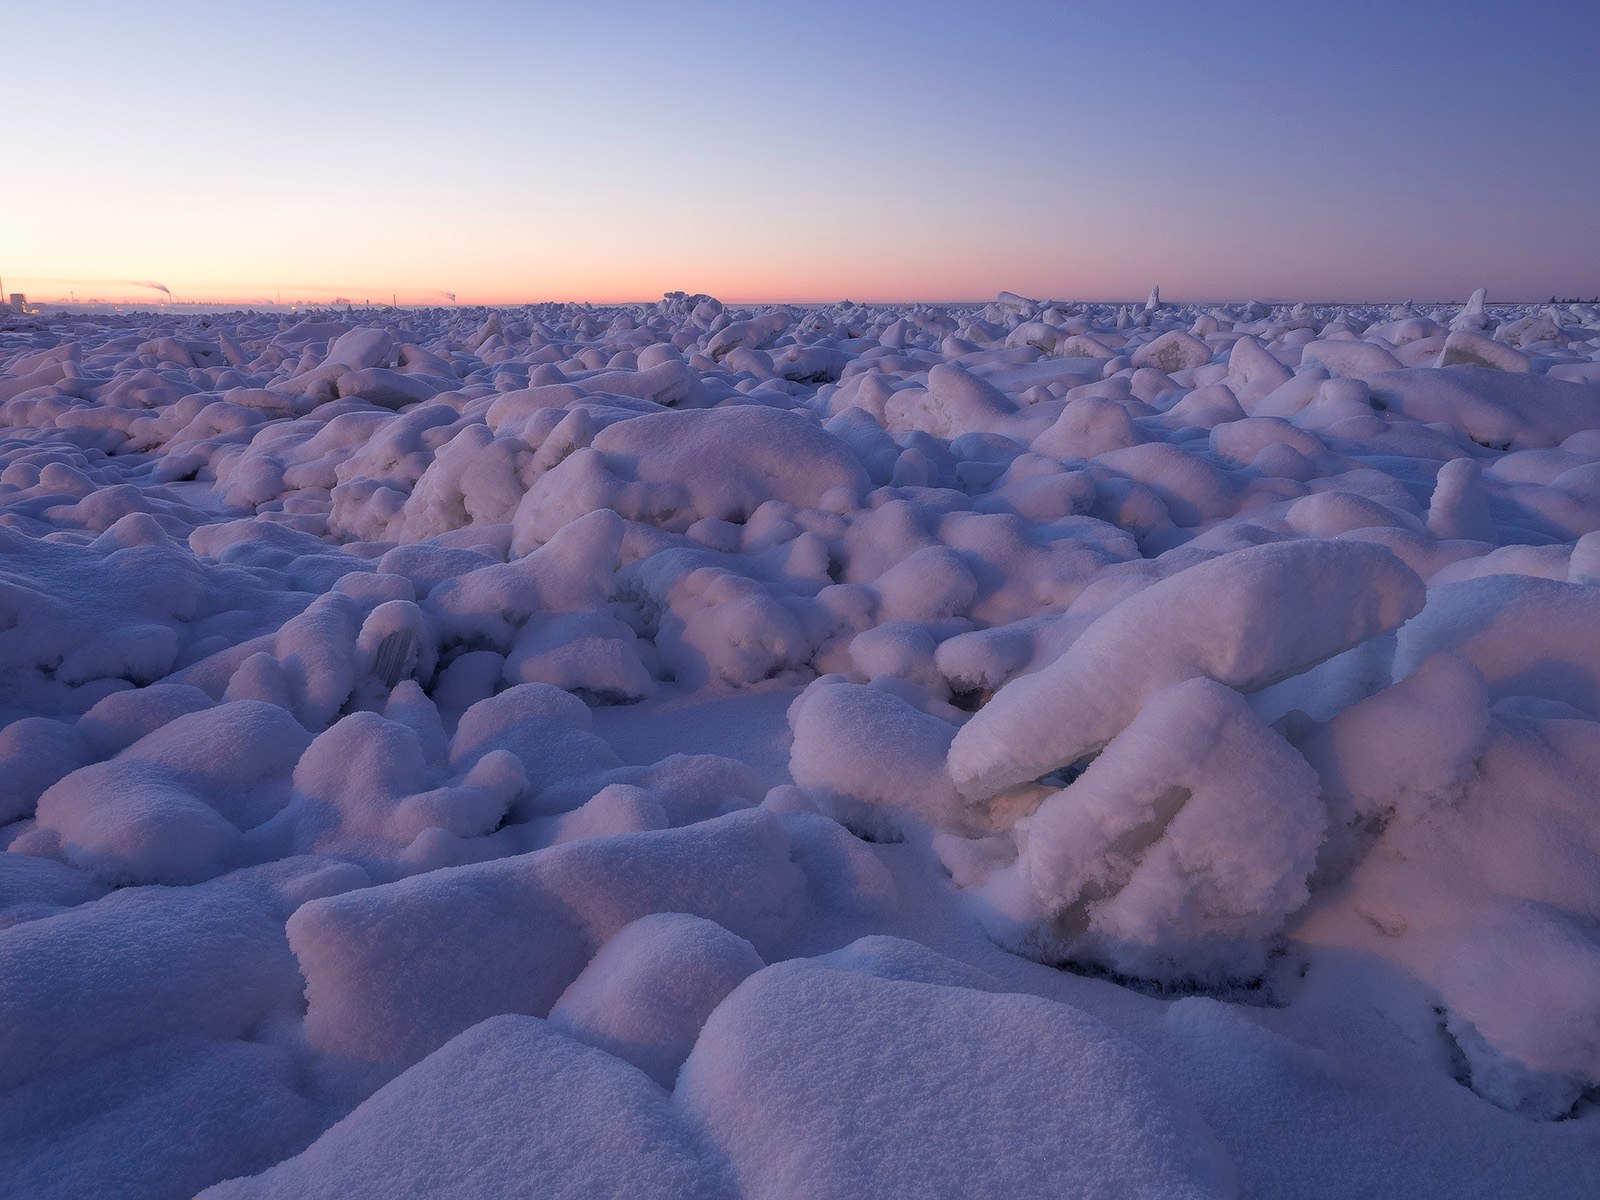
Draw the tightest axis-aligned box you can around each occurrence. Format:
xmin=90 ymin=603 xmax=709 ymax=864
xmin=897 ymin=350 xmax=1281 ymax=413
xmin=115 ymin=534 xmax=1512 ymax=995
xmin=6 ymin=0 xmax=1596 ymax=303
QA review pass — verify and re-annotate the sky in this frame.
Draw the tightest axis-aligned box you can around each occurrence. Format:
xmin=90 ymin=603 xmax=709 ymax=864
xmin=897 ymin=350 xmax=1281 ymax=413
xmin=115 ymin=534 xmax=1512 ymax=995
xmin=5 ymin=0 xmax=1597 ymax=306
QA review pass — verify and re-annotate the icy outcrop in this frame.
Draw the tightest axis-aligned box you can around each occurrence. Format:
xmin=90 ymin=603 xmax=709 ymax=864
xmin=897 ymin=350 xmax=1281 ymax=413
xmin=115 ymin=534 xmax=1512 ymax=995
xmin=548 ymin=912 xmax=763 ymax=1087
xmin=288 ymin=810 xmax=805 ymax=1068
xmin=513 ymin=405 xmax=868 ymax=544
xmin=203 ymin=1016 xmax=724 ymax=1199
xmin=949 ymin=539 xmax=1425 ymax=804
xmin=787 ymin=677 xmax=963 ymax=836
xmin=1449 ymin=286 xmax=1489 ymax=332
xmin=1005 ymin=679 xmax=1324 ymax=983
xmin=677 ymin=956 xmax=1234 ymax=1199
xmin=1435 ymin=329 xmax=1532 ymax=372
xmin=5 ymin=292 xmax=1600 ymax=1195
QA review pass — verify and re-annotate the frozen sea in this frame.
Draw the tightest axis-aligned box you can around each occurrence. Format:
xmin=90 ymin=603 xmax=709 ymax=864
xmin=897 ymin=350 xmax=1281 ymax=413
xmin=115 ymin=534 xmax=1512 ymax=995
xmin=1 ymin=289 xmax=1598 ymax=1197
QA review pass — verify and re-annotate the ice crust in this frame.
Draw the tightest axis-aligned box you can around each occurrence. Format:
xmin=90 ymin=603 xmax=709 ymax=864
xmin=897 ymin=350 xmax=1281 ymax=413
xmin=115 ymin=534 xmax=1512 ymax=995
xmin=3 ymin=290 xmax=1600 ymax=1196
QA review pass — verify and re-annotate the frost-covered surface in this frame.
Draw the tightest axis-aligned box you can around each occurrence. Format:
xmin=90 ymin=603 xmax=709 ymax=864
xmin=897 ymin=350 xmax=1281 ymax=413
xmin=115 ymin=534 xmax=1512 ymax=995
xmin=3 ymin=292 xmax=1600 ymax=1196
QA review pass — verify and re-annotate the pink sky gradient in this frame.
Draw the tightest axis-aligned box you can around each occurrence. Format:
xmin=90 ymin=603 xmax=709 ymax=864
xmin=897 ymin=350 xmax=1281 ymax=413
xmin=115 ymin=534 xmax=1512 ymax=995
xmin=6 ymin=1 xmax=1596 ymax=306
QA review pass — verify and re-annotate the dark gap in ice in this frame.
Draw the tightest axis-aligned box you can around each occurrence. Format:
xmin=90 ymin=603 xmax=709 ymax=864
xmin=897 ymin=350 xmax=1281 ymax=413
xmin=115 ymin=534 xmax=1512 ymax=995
xmin=838 ymin=818 xmax=905 ymax=845
xmin=571 ymin=687 xmax=646 ymax=708
xmin=947 ymin=686 xmax=992 ymax=713
xmin=372 ymin=629 xmax=416 ymax=688
xmin=1049 ymin=954 xmax=1291 ymax=1009
xmin=1432 ymin=1004 xmax=1476 ymax=1091
xmin=1037 ymin=757 xmax=1093 ymax=789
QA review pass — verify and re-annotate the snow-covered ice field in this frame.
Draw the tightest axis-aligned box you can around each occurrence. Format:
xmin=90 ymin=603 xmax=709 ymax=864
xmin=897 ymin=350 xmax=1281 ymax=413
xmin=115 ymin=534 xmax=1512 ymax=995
xmin=2 ymin=289 xmax=1600 ymax=1197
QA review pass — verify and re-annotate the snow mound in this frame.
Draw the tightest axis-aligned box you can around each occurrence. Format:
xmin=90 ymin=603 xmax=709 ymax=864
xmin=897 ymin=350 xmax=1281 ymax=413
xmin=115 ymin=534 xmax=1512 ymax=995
xmin=549 ymin=911 xmax=764 ymax=1087
xmin=1001 ymin=678 xmax=1324 ymax=983
xmin=1394 ymin=574 xmax=1600 ymax=716
xmin=8 ymin=293 xmax=1600 ymax=1189
xmin=3 ymin=1036 xmax=313 ymax=1200
xmin=950 ymin=539 xmax=1425 ymax=804
xmin=1368 ymin=367 xmax=1600 ymax=450
xmin=31 ymin=701 xmax=309 ymax=886
xmin=0 ymin=858 xmax=361 ymax=1091
xmin=677 ymin=956 xmax=1235 ymax=1198
xmin=289 ymin=809 xmax=804 ymax=1068
xmin=787 ymin=676 xmax=962 ymax=836
xmin=515 ymin=405 xmax=868 ymax=544
xmin=204 ymin=1015 xmax=724 ymax=1199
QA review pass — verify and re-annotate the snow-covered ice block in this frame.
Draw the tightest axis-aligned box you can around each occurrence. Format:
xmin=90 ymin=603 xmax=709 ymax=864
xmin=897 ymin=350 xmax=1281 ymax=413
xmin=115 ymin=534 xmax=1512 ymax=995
xmin=431 ymin=508 xmax=623 ymax=644
xmin=31 ymin=700 xmax=311 ymax=886
xmin=1132 ymin=330 xmax=1213 ymax=374
xmin=448 ymin=681 xmax=624 ymax=792
xmin=676 ymin=958 xmax=1235 ymax=1198
xmin=1300 ymin=652 xmax=1489 ymax=876
xmin=1225 ymin=336 xmax=1293 ymax=406
xmin=320 ymin=326 xmax=395 ymax=372
xmin=620 ymin=558 xmax=823 ymax=690
xmin=870 ymin=544 xmax=978 ymax=622
xmin=335 ymin=366 xmax=442 ymax=409
xmin=268 ymin=710 xmax=521 ymax=867
xmin=549 ymin=912 xmax=763 ymax=1087
xmin=950 ymin=539 xmax=1424 ymax=803
xmin=1299 ymin=338 xmax=1403 ymax=381
xmin=1 ymin=1035 xmax=315 ymax=1200
xmin=514 ymin=405 xmax=868 ymax=543
xmin=1010 ymin=678 xmax=1324 ymax=983
xmin=1426 ymin=457 xmax=1494 ymax=540
xmin=788 ymin=677 xmax=963 ymax=836
xmin=1449 ymin=287 xmax=1490 ymax=332
xmin=289 ymin=809 xmax=805 ymax=1067
xmin=1436 ymin=903 xmax=1600 ymax=1119
xmin=1031 ymin=394 xmax=1143 ymax=458
xmin=204 ymin=1016 xmax=725 ymax=1200
xmin=1434 ymin=330 xmax=1532 ymax=373
xmin=1368 ymin=366 xmax=1600 ymax=450
xmin=1394 ymin=574 xmax=1600 ymax=716
xmin=0 ymin=857 xmax=361 ymax=1090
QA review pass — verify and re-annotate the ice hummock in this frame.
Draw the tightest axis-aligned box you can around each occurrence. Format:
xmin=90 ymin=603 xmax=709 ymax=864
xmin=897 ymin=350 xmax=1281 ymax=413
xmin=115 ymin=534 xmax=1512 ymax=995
xmin=2 ymin=291 xmax=1599 ymax=1198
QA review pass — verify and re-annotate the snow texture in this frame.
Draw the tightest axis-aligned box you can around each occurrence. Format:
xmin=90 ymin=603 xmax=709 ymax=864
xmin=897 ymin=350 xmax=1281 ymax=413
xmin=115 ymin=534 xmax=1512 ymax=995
xmin=3 ymin=290 xmax=1600 ymax=1195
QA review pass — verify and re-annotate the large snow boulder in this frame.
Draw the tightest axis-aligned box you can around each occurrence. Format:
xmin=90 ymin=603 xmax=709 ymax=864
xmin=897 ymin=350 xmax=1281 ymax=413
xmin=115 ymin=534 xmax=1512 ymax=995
xmin=321 ymin=326 xmax=395 ymax=371
xmin=950 ymin=539 xmax=1425 ymax=803
xmin=1012 ymin=679 xmax=1325 ymax=983
xmin=548 ymin=912 xmax=763 ymax=1087
xmin=204 ymin=1016 xmax=724 ymax=1199
xmin=512 ymin=405 xmax=868 ymax=543
xmin=676 ymin=957 xmax=1235 ymax=1199
xmin=788 ymin=677 xmax=963 ymax=836
xmin=289 ymin=810 xmax=805 ymax=1068
xmin=1393 ymin=574 xmax=1600 ymax=717
xmin=1367 ymin=367 xmax=1600 ymax=450
xmin=1131 ymin=330 xmax=1212 ymax=374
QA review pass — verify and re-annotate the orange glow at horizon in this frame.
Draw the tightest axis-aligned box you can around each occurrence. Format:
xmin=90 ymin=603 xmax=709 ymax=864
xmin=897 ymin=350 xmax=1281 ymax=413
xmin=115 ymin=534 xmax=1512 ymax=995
xmin=7 ymin=197 xmax=1160 ymax=308
xmin=8 ymin=256 xmax=1159 ymax=309
xmin=6 ymin=3 xmax=1595 ymax=310
xmin=11 ymin=193 xmax=1577 ymax=308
